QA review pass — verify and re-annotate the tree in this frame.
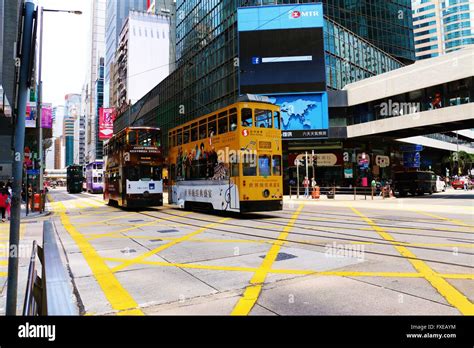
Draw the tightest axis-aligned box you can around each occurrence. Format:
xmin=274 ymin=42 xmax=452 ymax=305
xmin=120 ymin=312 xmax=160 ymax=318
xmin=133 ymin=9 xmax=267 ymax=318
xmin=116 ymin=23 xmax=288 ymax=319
xmin=444 ymin=151 xmax=473 ymax=176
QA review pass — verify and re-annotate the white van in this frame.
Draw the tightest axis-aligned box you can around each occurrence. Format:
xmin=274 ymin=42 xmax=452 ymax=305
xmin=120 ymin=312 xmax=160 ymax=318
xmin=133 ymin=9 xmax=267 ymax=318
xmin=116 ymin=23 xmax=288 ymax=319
xmin=435 ymin=176 xmax=446 ymax=192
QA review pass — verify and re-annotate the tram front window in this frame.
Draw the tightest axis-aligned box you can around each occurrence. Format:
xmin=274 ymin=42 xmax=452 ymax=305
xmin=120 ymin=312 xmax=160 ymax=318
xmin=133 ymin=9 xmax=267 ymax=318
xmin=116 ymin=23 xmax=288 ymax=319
xmin=127 ymin=166 xmax=162 ymax=181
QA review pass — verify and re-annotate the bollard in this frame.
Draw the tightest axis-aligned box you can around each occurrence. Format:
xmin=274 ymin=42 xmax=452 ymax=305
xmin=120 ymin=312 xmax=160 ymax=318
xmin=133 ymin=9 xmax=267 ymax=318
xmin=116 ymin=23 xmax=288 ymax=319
xmin=354 ymin=186 xmax=356 ymax=201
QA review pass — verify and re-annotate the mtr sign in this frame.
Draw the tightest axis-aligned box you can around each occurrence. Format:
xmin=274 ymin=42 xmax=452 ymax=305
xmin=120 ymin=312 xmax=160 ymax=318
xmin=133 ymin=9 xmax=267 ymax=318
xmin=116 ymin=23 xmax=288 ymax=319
xmin=289 ymin=10 xmax=320 ymax=19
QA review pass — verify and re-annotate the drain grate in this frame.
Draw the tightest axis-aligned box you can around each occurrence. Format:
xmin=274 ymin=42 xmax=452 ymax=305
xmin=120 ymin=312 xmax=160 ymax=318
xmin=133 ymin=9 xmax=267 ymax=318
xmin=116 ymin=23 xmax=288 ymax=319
xmin=22 ymin=220 xmax=38 ymax=224
xmin=157 ymin=229 xmax=178 ymax=233
xmin=129 ymin=219 xmax=145 ymax=223
xmin=149 ymin=239 xmax=163 ymax=242
xmin=120 ymin=248 xmax=137 ymax=254
xmin=260 ymin=252 xmax=297 ymax=261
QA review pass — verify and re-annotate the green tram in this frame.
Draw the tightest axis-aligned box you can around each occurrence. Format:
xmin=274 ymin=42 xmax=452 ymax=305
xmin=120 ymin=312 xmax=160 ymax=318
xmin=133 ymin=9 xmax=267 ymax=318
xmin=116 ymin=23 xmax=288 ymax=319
xmin=66 ymin=165 xmax=84 ymax=194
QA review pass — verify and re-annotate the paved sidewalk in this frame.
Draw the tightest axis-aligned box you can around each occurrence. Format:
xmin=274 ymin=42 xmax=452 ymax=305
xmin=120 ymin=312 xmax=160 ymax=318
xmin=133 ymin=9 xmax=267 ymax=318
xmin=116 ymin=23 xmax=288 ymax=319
xmin=0 ymin=202 xmax=51 ymax=314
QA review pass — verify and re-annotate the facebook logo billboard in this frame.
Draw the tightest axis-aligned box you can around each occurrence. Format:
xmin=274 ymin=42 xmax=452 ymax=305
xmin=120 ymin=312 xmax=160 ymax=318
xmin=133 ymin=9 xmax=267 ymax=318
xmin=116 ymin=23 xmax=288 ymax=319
xmin=237 ymin=3 xmax=328 ymax=140
xmin=238 ymin=3 xmax=326 ymax=94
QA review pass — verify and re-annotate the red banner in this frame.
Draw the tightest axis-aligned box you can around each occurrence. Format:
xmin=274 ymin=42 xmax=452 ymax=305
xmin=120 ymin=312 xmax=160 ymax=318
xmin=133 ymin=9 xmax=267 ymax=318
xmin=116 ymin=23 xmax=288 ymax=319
xmin=99 ymin=107 xmax=114 ymax=140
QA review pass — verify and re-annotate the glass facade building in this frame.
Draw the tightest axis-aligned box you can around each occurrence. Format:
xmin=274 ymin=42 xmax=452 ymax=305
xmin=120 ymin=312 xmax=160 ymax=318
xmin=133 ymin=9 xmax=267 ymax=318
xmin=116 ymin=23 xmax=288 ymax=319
xmin=115 ymin=0 xmax=408 ymax=152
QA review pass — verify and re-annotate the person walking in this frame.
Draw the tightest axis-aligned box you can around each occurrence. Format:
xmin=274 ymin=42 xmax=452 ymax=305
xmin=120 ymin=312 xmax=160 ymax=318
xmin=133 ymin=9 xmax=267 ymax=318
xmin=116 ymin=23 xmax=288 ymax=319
xmin=0 ymin=188 xmax=9 ymax=222
xmin=303 ymin=176 xmax=310 ymax=199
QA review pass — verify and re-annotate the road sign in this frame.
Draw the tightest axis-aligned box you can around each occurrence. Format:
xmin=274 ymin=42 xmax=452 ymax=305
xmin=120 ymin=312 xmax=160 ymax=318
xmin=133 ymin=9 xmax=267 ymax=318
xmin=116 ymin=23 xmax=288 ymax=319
xmin=400 ymin=144 xmax=423 ymax=152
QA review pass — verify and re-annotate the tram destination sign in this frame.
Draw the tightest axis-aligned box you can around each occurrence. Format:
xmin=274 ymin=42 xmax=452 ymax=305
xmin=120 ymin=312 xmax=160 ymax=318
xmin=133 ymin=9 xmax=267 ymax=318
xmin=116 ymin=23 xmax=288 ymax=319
xmin=282 ymin=129 xmax=328 ymax=140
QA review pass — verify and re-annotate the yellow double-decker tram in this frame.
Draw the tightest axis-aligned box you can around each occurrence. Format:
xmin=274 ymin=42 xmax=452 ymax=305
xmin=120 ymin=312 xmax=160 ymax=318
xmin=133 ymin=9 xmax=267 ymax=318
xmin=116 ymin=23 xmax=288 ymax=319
xmin=168 ymin=97 xmax=283 ymax=213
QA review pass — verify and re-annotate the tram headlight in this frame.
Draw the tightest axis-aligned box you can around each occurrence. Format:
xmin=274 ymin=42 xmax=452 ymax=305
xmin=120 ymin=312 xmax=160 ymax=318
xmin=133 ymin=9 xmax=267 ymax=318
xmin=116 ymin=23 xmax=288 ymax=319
xmin=144 ymin=191 xmax=150 ymax=197
xmin=263 ymin=189 xmax=270 ymax=198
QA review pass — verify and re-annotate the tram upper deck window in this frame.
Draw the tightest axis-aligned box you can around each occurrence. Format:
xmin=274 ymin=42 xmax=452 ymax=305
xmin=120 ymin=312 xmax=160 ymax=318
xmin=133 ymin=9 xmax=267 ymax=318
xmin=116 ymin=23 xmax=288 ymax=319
xmin=255 ymin=109 xmax=272 ymax=128
xmin=138 ymin=129 xmax=154 ymax=146
xmin=218 ymin=111 xmax=228 ymax=135
xmin=191 ymin=123 xmax=198 ymax=142
xmin=273 ymin=111 xmax=281 ymax=129
xmin=199 ymin=120 xmax=207 ymax=140
xmin=128 ymin=130 xmax=137 ymax=145
xmin=208 ymin=116 xmax=217 ymax=137
xmin=183 ymin=126 xmax=190 ymax=144
xmin=272 ymin=155 xmax=282 ymax=176
xmin=241 ymin=108 xmax=253 ymax=127
xmin=229 ymin=108 xmax=237 ymax=131
xmin=177 ymin=129 xmax=183 ymax=146
xmin=259 ymin=155 xmax=271 ymax=177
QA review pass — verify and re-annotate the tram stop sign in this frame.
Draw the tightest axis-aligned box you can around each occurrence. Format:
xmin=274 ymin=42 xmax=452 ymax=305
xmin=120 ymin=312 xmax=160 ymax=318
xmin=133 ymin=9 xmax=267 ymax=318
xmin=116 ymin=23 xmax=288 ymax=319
xmin=294 ymin=159 xmax=303 ymax=167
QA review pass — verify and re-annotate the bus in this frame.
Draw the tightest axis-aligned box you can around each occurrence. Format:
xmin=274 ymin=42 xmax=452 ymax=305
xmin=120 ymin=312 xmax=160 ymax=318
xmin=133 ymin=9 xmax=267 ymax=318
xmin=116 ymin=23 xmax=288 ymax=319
xmin=103 ymin=127 xmax=164 ymax=208
xmin=168 ymin=98 xmax=283 ymax=213
xmin=66 ymin=165 xmax=83 ymax=194
xmin=86 ymin=160 xmax=104 ymax=193
xmin=393 ymin=171 xmax=437 ymax=196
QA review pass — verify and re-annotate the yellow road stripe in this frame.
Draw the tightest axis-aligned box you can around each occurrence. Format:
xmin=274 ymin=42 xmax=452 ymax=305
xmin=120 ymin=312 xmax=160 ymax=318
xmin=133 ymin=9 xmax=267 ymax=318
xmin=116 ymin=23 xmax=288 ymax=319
xmin=75 ymin=213 xmax=137 ymax=227
xmin=231 ymin=205 xmax=303 ymax=316
xmin=441 ymin=273 xmax=474 ymax=280
xmin=0 ymin=271 xmax=6 ymax=277
xmin=414 ymin=211 xmax=474 ymax=229
xmin=351 ymin=207 xmax=474 ymax=315
xmin=55 ymin=201 xmax=143 ymax=315
xmin=103 ymin=257 xmax=428 ymax=278
xmin=86 ymin=211 xmax=192 ymax=240
xmin=111 ymin=217 xmax=230 ymax=273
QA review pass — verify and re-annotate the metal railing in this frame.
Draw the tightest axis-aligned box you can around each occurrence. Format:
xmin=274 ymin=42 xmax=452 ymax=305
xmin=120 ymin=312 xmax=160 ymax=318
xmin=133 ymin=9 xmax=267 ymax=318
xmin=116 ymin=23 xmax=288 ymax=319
xmin=22 ymin=220 xmax=78 ymax=316
xmin=289 ymin=186 xmax=393 ymax=200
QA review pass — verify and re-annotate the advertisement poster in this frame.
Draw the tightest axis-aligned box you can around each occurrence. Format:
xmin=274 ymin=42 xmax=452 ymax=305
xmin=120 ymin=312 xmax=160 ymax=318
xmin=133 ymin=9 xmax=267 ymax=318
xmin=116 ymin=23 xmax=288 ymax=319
xmin=25 ymin=104 xmax=37 ymax=128
xmin=41 ymin=105 xmax=53 ymax=128
xmin=99 ymin=107 xmax=115 ymax=140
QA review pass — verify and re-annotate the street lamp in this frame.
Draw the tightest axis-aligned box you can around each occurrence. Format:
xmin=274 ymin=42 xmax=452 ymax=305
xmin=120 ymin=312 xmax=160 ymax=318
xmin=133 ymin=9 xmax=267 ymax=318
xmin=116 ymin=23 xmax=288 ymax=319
xmin=37 ymin=7 xmax=81 ymax=192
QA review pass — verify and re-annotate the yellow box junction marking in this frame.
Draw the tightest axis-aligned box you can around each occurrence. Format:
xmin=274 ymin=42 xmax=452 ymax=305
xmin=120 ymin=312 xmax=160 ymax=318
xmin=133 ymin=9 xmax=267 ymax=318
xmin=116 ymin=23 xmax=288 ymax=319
xmin=231 ymin=205 xmax=304 ymax=316
xmin=111 ymin=217 xmax=230 ymax=273
xmin=351 ymin=207 xmax=474 ymax=315
xmin=55 ymin=201 xmax=144 ymax=316
xmin=414 ymin=211 xmax=474 ymax=229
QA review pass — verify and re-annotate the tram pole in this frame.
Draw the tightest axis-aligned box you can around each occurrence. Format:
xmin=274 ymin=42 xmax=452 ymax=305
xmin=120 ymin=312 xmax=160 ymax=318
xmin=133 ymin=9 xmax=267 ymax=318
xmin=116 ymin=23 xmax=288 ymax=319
xmin=6 ymin=0 xmax=37 ymax=315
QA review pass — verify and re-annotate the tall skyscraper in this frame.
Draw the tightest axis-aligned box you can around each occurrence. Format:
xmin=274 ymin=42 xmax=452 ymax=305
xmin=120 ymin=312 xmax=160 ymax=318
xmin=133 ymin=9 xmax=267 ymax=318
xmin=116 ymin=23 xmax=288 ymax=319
xmin=412 ymin=0 xmax=474 ymax=60
xmin=105 ymin=0 xmax=148 ymax=108
xmin=85 ymin=0 xmax=106 ymax=163
xmin=63 ymin=116 xmax=75 ymax=167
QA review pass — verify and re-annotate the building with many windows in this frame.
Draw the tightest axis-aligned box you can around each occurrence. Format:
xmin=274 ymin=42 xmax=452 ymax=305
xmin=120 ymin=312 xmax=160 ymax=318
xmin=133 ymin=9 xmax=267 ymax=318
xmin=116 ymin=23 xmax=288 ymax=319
xmin=412 ymin=0 xmax=474 ymax=60
xmin=115 ymin=0 xmax=408 ymax=149
xmin=85 ymin=0 xmax=106 ymax=164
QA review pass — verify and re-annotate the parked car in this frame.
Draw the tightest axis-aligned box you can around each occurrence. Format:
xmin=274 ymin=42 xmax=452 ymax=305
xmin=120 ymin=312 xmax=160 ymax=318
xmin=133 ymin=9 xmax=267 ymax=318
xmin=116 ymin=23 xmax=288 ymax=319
xmin=435 ymin=176 xmax=446 ymax=192
xmin=452 ymin=177 xmax=473 ymax=190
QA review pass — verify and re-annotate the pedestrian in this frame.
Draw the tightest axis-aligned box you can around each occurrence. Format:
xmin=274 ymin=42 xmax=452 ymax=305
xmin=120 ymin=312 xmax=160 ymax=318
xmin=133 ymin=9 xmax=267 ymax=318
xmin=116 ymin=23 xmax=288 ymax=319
xmin=0 ymin=188 xmax=9 ymax=222
xmin=303 ymin=176 xmax=310 ymax=199
xmin=311 ymin=177 xmax=317 ymax=189
xmin=371 ymin=178 xmax=376 ymax=198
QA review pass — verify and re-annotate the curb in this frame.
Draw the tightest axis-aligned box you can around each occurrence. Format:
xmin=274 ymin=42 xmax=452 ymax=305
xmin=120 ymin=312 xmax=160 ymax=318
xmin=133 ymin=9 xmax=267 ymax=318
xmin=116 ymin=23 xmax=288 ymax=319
xmin=21 ymin=210 xmax=52 ymax=221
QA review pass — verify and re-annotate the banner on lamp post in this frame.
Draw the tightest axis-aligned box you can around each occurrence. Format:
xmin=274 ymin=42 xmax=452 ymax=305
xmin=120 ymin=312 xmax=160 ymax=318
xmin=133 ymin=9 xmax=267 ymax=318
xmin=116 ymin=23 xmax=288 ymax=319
xmin=41 ymin=104 xmax=52 ymax=128
xmin=99 ymin=107 xmax=115 ymax=140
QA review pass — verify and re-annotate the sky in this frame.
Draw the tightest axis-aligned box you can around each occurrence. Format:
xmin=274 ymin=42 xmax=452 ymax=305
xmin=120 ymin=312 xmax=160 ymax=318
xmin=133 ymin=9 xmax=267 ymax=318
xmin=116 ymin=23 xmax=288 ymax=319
xmin=39 ymin=0 xmax=91 ymax=106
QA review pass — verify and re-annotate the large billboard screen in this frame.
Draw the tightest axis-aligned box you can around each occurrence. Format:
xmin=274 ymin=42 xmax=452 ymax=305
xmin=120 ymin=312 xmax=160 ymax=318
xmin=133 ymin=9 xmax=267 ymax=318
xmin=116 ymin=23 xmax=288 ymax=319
xmin=238 ymin=4 xmax=326 ymax=94
xmin=267 ymin=93 xmax=328 ymax=139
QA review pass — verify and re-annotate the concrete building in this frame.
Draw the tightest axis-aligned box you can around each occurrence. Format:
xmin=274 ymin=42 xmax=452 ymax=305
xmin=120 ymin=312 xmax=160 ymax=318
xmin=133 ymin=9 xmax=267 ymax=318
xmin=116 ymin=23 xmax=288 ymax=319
xmin=84 ymin=0 xmax=106 ymax=164
xmin=412 ymin=0 xmax=474 ymax=60
xmin=113 ymin=10 xmax=171 ymax=109
xmin=74 ymin=113 xmax=86 ymax=166
xmin=105 ymin=0 xmax=148 ymax=108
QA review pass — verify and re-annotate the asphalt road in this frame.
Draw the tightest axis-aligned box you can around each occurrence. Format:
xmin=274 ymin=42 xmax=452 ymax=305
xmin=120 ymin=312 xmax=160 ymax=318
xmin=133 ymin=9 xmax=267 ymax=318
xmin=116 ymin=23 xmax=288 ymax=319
xmin=34 ymin=188 xmax=474 ymax=315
